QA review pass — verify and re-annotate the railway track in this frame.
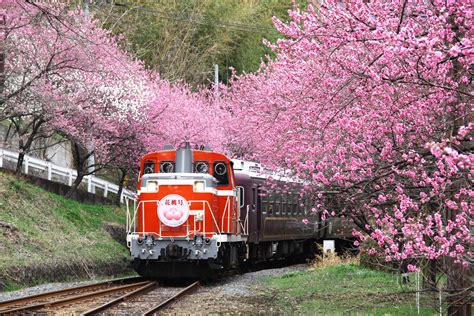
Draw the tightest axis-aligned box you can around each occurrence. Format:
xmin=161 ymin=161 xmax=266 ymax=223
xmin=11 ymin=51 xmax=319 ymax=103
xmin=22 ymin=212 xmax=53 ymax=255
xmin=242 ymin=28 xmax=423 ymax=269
xmin=0 ymin=278 xmax=200 ymax=315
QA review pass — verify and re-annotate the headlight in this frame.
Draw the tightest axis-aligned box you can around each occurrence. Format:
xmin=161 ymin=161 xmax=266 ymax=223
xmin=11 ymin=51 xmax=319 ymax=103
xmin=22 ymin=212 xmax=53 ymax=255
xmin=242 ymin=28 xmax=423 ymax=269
xmin=194 ymin=180 xmax=205 ymax=192
xmin=145 ymin=235 xmax=155 ymax=247
xmin=146 ymin=180 xmax=158 ymax=192
xmin=194 ymin=235 xmax=203 ymax=247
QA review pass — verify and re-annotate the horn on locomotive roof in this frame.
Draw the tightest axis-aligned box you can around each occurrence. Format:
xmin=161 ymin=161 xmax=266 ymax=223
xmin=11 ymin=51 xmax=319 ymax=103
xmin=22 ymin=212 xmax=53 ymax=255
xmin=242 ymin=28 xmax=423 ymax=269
xmin=162 ymin=144 xmax=175 ymax=150
xmin=176 ymin=142 xmax=193 ymax=173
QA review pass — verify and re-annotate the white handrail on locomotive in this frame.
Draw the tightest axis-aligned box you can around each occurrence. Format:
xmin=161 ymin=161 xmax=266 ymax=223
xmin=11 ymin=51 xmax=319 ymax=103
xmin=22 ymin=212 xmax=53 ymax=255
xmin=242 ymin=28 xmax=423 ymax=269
xmin=126 ymin=198 xmax=225 ymax=248
xmin=220 ymin=195 xmax=232 ymax=233
xmin=125 ymin=195 xmax=250 ymax=243
xmin=238 ymin=204 xmax=250 ymax=236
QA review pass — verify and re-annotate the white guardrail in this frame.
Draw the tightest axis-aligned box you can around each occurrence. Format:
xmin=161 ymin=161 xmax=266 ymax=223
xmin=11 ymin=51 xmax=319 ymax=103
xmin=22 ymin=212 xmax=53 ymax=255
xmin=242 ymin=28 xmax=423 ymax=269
xmin=0 ymin=148 xmax=135 ymax=203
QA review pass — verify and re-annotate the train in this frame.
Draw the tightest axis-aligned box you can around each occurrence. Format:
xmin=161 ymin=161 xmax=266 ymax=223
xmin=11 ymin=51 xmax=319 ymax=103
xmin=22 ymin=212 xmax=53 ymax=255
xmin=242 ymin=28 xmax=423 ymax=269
xmin=126 ymin=143 xmax=353 ymax=278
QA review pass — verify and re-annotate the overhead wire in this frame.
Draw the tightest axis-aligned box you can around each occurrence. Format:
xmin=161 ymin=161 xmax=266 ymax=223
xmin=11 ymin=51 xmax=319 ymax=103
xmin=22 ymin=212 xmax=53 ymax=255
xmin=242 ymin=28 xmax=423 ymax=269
xmin=88 ymin=1 xmax=282 ymax=83
xmin=90 ymin=2 xmax=281 ymax=35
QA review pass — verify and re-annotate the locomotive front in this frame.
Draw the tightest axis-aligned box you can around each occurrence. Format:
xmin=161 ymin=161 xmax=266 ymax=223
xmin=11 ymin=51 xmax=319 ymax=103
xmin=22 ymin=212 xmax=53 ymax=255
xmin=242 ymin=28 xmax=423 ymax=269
xmin=127 ymin=144 xmax=244 ymax=278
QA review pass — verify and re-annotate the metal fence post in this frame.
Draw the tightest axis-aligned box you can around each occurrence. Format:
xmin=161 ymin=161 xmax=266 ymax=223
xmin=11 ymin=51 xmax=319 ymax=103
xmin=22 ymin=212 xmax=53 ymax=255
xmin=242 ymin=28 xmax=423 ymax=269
xmin=87 ymin=175 xmax=92 ymax=193
xmin=0 ymin=148 xmax=3 ymax=168
xmin=24 ymin=156 xmax=29 ymax=174
xmin=104 ymin=183 xmax=108 ymax=198
xmin=47 ymin=162 xmax=52 ymax=180
xmin=68 ymin=171 xmax=73 ymax=186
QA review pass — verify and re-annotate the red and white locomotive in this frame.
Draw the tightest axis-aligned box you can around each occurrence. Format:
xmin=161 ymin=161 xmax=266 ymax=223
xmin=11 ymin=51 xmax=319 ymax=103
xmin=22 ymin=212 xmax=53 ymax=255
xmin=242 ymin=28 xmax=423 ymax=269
xmin=126 ymin=143 xmax=352 ymax=278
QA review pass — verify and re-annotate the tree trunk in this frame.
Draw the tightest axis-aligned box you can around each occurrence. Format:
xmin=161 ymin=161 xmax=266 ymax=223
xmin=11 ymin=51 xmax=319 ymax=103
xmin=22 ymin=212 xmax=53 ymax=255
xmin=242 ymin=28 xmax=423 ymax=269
xmin=444 ymin=16 xmax=472 ymax=315
xmin=13 ymin=117 xmax=44 ymax=174
xmin=423 ymin=259 xmax=438 ymax=290
xmin=15 ymin=150 xmax=25 ymax=174
xmin=65 ymin=141 xmax=87 ymax=199
xmin=114 ymin=169 xmax=127 ymax=206
xmin=65 ymin=171 xmax=84 ymax=199
xmin=446 ymin=258 xmax=472 ymax=316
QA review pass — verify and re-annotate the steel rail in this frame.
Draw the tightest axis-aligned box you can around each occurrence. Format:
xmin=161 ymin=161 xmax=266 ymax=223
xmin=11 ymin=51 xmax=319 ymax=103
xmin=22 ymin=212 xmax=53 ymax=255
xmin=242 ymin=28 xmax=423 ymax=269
xmin=142 ymin=281 xmax=200 ymax=316
xmin=81 ymin=281 xmax=157 ymax=315
xmin=0 ymin=276 xmax=143 ymax=311
xmin=1 ymin=280 xmax=151 ymax=314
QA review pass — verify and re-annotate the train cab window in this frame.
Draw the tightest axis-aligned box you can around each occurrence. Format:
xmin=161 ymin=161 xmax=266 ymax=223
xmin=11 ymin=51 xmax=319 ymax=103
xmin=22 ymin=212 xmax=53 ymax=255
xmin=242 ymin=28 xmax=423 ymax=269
xmin=213 ymin=161 xmax=229 ymax=186
xmin=160 ymin=161 xmax=175 ymax=173
xmin=194 ymin=161 xmax=209 ymax=173
xmin=143 ymin=160 xmax=155 ymax=175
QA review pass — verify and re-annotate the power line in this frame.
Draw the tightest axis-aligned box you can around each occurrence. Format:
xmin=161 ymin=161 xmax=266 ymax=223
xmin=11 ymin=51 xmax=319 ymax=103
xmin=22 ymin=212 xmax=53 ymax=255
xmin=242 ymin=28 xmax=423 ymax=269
xmin=90 ymin=2 xmax=281 ymax=35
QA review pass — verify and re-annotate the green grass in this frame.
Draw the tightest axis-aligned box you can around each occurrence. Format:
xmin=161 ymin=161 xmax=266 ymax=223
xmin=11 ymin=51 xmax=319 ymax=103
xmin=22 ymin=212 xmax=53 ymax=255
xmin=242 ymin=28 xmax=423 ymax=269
xmin=263 ymin=262 xmax=439 ymax=315
xmin=1 ymin=281 xmax=22 ymax=292
xmin=0 ymin=171 xmax=130 ymax=282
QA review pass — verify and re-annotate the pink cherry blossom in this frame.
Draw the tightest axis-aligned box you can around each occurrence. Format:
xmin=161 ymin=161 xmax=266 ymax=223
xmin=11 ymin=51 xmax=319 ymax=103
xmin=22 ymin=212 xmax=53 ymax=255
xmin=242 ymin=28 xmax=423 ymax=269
xmin=221 ymin=0 xmax=472 ymax=278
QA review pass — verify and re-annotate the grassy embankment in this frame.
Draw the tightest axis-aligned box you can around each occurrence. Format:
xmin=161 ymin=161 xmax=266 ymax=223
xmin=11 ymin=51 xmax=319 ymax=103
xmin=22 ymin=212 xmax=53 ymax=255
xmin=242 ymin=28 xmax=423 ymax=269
xmin=263 ymin=256 xmax=440 ymax=315
xmin=0 ymin=171 xmax=133 ymax=291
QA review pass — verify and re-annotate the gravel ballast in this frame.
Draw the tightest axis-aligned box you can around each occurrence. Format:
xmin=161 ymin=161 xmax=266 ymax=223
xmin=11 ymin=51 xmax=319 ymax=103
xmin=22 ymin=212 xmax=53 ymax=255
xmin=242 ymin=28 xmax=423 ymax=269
xmin=167 ymin=264 xmax=310 ymax=314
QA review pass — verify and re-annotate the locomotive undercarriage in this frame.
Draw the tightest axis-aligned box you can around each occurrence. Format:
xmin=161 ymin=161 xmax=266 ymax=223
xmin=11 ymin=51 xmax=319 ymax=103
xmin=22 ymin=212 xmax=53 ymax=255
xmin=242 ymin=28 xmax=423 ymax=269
xmin=131 ymin=237 xmax=318 ymax=279
xmin=246 ymin=239 xmax=317 ymax=264
xmin=131 ymin=239 xmax=251 ymax=278
xmin=129 ymin=235 xmax=220 ymax=261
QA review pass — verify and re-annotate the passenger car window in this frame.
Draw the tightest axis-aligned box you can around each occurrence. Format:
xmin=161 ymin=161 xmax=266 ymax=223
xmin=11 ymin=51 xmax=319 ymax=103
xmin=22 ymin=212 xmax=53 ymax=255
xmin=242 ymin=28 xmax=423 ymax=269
xmin=275 ymin=193 xmax=281 ymax=215
xmin=291 ymin=194 xmax=298 ymax=215
xmin=304 ymin=196 xmax=310 ymax=215
xmin=299 ymin=196 xmax=305 ymax=215
xmin=267 ymin=192 xmax=274 ymax=214
xmin=261 ymin=190 xmax=267 ymax=214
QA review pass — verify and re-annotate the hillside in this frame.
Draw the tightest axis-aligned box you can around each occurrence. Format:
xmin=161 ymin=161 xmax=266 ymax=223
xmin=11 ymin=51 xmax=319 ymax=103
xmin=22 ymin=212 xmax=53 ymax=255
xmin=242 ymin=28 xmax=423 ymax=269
xmin=0 ymin=171 xmax=132 ymax=290
xmin=93 ymin=0 xmax=292 ymax=86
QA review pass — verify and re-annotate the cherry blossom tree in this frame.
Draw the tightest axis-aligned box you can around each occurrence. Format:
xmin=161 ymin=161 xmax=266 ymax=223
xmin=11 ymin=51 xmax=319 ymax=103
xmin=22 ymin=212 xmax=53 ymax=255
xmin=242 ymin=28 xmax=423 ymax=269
xmin=1 ymin=1 xmax=83 ymax=173
xmin=47 ymin=30 xmax=156 ymax=198
xmin=1 ymin=0 xmax=156 ymax=198
xmin=144 ymin=80 xmax=227 ymax=153
xmin=223 ymin=1 xmax=472 ymax=313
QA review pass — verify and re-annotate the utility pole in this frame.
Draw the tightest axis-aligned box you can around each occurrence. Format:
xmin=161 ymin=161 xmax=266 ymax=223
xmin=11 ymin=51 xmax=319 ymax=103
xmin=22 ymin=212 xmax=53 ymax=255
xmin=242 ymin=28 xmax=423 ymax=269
xmin=0 ymin=14 xmax=6 ymax=105
xmin=83 ymin=0 xmax=95 ymax=190
xmin=83 ymin=0 xmax=90 ymax=17
xmin=214 ymin=64 xmax=219 ymax=98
